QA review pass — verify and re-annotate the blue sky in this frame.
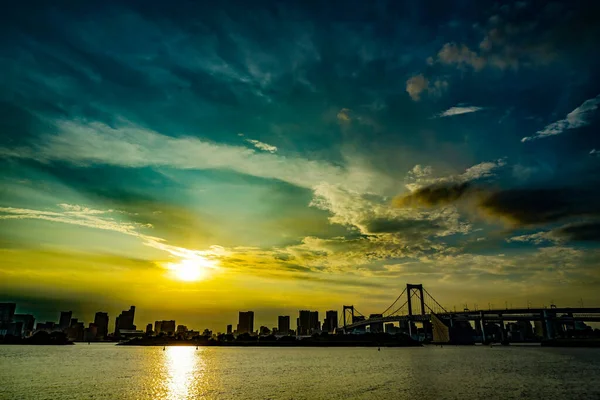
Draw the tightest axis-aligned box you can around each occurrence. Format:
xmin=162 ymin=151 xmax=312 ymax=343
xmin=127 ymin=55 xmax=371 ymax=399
xmin=1 ymin=0 xmax=599 ymax=330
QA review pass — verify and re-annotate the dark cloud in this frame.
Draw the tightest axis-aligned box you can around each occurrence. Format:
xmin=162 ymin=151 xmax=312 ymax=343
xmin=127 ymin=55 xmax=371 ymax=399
xmin=394 ymin=182 xmax=473 ymax=208
xmin=479 ymin=188 xmax=600 ymax=226
xmin=553 ymin=221 xmax=600 ymax=242
xmin=396 ymin=180 xmax=600 ymax=229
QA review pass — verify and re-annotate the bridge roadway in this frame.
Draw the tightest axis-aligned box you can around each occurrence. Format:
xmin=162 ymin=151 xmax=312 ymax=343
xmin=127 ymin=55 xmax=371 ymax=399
xmin=343 ymin=307 xmax=600 ymax=331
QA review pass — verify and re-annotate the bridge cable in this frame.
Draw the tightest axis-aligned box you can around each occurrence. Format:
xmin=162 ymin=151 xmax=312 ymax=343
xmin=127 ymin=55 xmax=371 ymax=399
xmin=381 ymin=288 xmax=407 ymax=316
xmin=423 ymin=288 xmax=448 ymax=313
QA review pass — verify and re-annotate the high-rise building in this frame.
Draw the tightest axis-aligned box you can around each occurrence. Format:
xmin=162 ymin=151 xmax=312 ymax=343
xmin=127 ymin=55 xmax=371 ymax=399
xmin=114 ymin=306 xmax=136 ymax=336
xmin=59 ymin=311 xmax=72 ymax=331
xmin=94 ymin=312 xmax=109 ymax=339
xmin=146 ymin=323 xmax=153 ymax=335
xmin=368 ymin=314 xmax=384 ymax=333
xmin=14 ymin=314 xmax=35 ymax=337
xmin=237 ymin=311 xmax=254 ymax=334
xmin=0 ymin=303 xmax=16 ymax=323
xmin=323 ymin=311 xmax=338 ymax=333
xmin=309 ymin=311 xmax=320 ymax=334
xmin=298 ymin=310 xmax=311 ymax=335
xmin=67 ymin=321 xmax=85 ymax=341
xmin=176 ymin=325 xmax=188 ymax=335
xmin=278 ymin=316 xmax=290 ymax=334
xmin=84 ymin=323 xmax=98 ymax=341
xmin=155 ymin=320 xmax=176 ymax=335
xmin=227 ymin=324 xmax=233 ymax=334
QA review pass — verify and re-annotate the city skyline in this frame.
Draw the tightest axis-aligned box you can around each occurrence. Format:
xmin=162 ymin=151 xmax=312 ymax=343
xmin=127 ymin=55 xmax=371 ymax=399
xmin=1 ymin=1 xmax=600 ymax=331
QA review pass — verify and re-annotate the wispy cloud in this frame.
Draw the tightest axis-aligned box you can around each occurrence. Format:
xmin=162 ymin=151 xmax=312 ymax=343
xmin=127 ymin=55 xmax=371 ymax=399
xmin=435 ymin=106 xmax=484 ymax=118
xmin=0 ymin=204 xmax=225 ymax=263
xmin=0 ymin=119 xmax=389 ymax=195
xmin=403 ymin=159 xmax=506 ymax=193
xmin=522 ymin=95 xmax=600 ymax=142
xmin=245 ymin=139 xmax=277 ymax=153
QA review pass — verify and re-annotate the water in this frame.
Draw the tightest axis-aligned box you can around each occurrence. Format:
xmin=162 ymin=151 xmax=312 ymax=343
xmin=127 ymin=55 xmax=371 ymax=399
xmin=1 ymin=344 xmax=600 ymax=399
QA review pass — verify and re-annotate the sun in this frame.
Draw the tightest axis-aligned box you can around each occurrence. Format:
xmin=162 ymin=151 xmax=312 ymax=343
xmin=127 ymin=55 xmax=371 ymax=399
xmin=167 ymin=257 xmax=213 ymax=282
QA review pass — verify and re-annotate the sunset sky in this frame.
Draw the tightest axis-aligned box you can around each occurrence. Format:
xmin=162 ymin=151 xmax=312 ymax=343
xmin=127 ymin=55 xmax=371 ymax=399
xmin=1 ymin=0 xmax=599 ymax=332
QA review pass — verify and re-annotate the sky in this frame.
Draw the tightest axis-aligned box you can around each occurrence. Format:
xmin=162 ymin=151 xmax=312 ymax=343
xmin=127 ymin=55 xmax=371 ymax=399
xmin=1 ymin=0 xmax=600 ymax=332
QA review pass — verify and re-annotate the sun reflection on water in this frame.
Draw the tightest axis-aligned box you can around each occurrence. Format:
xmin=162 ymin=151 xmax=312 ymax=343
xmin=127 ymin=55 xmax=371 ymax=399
xmin=164 ymin=346 xmax=203 ymax=400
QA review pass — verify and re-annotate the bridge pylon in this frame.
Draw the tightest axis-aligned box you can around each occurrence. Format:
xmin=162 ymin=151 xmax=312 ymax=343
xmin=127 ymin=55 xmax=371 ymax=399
xmin=342 ymin=305 xmax=354 ymax=329
xmin=406 ymin=284 xmax=425 ymax=316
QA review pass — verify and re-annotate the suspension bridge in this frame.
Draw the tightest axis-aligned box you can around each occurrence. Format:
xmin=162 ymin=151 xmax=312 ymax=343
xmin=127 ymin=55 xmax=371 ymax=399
xmin=341 ymin=283 xmax=600 ymax=343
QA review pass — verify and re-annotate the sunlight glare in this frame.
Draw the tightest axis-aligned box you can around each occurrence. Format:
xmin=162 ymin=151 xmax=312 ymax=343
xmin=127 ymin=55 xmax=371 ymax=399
xmin=167 ymin=257 xmax=215 ymax=282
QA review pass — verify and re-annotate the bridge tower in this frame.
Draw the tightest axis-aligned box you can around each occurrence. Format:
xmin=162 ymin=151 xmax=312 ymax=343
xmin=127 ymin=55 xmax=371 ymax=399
xmin=406 ymin=284 xmax=425 ymax=316
xmin=342 ymin=305 xmax=354 ymax=328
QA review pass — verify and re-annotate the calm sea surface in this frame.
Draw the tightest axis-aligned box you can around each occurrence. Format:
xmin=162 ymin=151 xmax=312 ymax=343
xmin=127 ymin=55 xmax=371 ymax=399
xmin=1 ymin=344 xmax=600 ymax=399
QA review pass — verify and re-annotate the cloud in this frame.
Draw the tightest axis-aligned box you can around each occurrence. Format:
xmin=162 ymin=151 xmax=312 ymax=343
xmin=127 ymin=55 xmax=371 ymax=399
xmin=521 ymin=95 xmax=600 ymax=142
xmin=0 ymin=119 xmax=388 ymax=195
xmin=336 ymin=108 xmax=352 ymax=123
xmin=552 ymin=221 xmax=600 ymax=242
xmin=245 ymin=139 xmax=278 ymax=153
xmin=478 ymin=188 xmax=600 ymax=226
xmin=403 ymin=159 xmax=506 ymax=193
xmin=435 ymin=106 xmax=484 ymax=118
xmin=400 ymin=182 xmax=600 ymax=229
xmin=591 ymin=149 xmax=599 ymax=157
xmin=405 ymin=74 xmax=448 ymax=101
xmin=0 ymin=204 xmax=225 ymax=263
xmin=437 ymin=43 xmax=486 ymax=71
xmin=394 ymin=182 xmax=473 ymax=208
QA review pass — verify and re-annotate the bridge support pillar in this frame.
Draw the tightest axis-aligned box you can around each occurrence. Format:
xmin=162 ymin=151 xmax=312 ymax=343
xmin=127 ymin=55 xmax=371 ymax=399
xmin=479 ymin=311 xmax=486 ymax=344
xmin=543 ymin=310 xmax=554 ymax=340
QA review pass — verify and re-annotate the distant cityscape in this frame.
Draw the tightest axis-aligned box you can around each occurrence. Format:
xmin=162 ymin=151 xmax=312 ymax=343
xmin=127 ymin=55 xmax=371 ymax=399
xmin=0 ymin=302 xmax=349 ymax=342
xmin=1 ymin=300 xmax=598 ymax=344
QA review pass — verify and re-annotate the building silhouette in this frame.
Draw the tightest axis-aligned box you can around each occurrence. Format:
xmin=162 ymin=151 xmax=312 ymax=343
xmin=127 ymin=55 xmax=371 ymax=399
xmin=323 ymin=311 xmax=338 ymax=333
xmin=68 ymin=319 xmax=85 ymax=341
xmin=146 ymin=323 xmax=153 ymax=335
xmin=309 ymin=311 xmax=320 ymax=334
xmin=114 ymin=306 xmax=136 ymax=336
xmin=59 ymin=311 xmax=72 ymax=331
xmin=14 ymin=314 xmax=35 ymax=337
xmin=237 ymin=311 xmax=254 ymax=334
xmin=368 ymin=314 xmax=384 ymax=333
xmin=94 ymin=312 xmax=109 ymax=340
xmin=298 ymin=310 xmax=310 ymax=335
xmin=227 ymin=324 xmax=232 ymax=334
xmin=278 ymin=316 xmax=290 ymax=335
xmin=154 ymin=320 xmax=176 ymax=336
xmin=0 ymin=303 xmax=16 ymax=323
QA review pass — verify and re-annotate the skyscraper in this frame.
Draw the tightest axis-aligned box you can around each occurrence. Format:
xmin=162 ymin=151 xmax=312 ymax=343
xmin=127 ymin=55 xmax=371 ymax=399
xmin=237 ymin=311 xmax=254 ymax=334
xmin=161 ymin=320 xmax=176 ymax=335
xmin=14 ymin=314 xmax=35 ymax=336
xmin=278 ymin=316 xmax=290 ymax=334
xmin=324 ymin=310 xmax=338 ymax=333
xmin=59 ymin=311 xmax=72 ymax=331
xmin=0 ymin=303 xmax=16 ymax=323
xmin=94 ymin=312 xmax=109 ymax=339
xmin=227 ymin=324 xmax=232 ymax=334
xmin=309 ymin=311 xmax=319 ymax=334
xmin=368 ymin=314 xmax=383 ymax=333
xmin=298 ymin=310 xmax=311 ymax=335
xmin=114 ymin=306 xmax=136 ymax=335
